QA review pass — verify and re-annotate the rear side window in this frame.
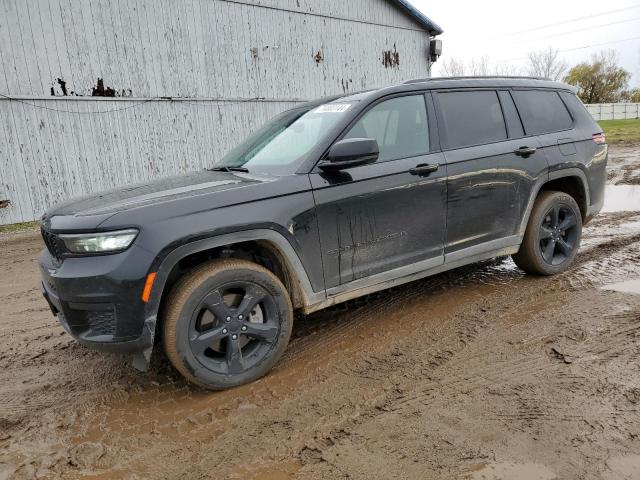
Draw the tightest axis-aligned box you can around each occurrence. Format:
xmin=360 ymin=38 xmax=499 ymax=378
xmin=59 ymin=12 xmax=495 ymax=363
xmin=437 ymin=90 xmax=507 ymax=149
xmin=344 ymin=95 xmax=429 ymax=162
xmin=512 ymin=90 xmax=573 ymax=135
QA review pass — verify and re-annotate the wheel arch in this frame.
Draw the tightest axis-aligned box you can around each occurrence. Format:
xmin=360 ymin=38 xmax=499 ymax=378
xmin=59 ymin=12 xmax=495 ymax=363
xmin=144 ymin=230 xmax=322 ymax=327
xmin=540 ymin=171 xmax=590 ymax=221
xmin=519 ymin=169 xmax=591 ymax=236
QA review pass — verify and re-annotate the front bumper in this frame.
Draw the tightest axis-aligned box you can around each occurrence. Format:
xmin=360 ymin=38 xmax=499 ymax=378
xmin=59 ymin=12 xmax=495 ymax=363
xmin=38 ymin=244 xmax=156 ymax=353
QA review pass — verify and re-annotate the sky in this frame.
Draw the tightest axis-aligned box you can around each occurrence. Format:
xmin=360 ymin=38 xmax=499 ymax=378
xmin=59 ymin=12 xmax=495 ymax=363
xmin=411 ymin=0 xmax=640 ymax=87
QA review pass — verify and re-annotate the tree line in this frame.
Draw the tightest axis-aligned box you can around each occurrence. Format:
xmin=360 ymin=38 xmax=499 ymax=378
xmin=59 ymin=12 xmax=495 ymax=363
xmin=439 ymin=47 xmax=640 ymax=104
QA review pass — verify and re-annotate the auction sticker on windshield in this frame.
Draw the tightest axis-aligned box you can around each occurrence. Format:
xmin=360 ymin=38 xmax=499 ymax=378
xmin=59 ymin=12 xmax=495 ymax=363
xmin=314 ymin=103 xmax=352 ymax=113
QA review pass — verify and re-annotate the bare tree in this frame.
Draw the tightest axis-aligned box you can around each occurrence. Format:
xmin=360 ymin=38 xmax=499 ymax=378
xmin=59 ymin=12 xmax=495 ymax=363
xmin=438 ymin=56 xmax=524 ymax=77
xmin=440 ymin=57 xmax=466 ymax=76
xmin=527 ymin=47 xmax=567 ymax=80
xmin=469 ymin=56 xmax=491 ymax=76
xmin=440 ymin=56 xmax=496 ymax=77
xmin=493 ymin=62 xmax=524 ymax=76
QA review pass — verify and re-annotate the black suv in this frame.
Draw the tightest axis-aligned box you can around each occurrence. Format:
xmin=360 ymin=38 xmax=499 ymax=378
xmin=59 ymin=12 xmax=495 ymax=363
xmin=39 ymin=77 xmax=607 ymax=389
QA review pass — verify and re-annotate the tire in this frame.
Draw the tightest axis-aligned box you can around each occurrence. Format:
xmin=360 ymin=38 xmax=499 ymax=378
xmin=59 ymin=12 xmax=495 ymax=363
xmin=513 ymin=191 xmax=582 ymax=276
xmin=163 ymin=259 xmax=293 ymax=390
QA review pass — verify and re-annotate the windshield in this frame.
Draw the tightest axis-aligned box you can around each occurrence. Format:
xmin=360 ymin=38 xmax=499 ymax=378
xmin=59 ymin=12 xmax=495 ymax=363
xmin=214 ymin=102 xmax=354 ymax=173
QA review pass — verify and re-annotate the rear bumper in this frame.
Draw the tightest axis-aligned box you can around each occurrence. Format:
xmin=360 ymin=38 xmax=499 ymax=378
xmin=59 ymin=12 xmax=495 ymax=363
xmin=585 ymin=145 xmax=608 ymax=224
xmin=38 ymin=245 xmax=156 ymax=353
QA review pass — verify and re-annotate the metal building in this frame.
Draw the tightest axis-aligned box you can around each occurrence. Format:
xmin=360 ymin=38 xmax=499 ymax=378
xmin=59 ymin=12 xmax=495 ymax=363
xmin=0 ymin=0 xmax=442 ymax=225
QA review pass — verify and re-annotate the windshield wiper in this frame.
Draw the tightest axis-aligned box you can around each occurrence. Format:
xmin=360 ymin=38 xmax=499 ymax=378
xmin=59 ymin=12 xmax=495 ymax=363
xmin=209 ymin=166 xmax=250 ymax=173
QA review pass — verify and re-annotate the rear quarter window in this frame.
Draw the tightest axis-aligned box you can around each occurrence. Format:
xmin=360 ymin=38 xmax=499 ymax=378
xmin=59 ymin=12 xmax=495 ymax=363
xmin=558 ymin=91 xmax=597 ymax=127
xmin=436 ymin=90 xmax=507 ymax=149
xmin=512 ymin=90 xmax=573 ymax=135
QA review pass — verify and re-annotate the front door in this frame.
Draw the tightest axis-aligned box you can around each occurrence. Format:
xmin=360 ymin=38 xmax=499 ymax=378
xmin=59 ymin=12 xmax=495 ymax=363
xmin=310 ymin=94 xmax=447 ymax=290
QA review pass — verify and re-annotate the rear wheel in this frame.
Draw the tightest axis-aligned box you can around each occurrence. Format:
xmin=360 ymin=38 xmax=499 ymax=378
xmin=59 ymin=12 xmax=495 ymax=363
xmin=163 ymin=259 xmax=293 ymax=390
xmin=513 ymin=191 xmax=582 ymax=275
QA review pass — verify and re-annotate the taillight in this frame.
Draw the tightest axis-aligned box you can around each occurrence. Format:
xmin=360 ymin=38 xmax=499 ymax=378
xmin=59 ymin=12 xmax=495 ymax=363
xmin=592 ymin=133 xmax=606 ymax=144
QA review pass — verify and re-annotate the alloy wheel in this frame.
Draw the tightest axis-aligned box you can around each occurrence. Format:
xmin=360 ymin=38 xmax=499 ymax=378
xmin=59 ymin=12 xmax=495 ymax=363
xmin=538 ymin=204 xmax=579 ymax=266
xmin=188 ymin=282 xmax=279 ymax=374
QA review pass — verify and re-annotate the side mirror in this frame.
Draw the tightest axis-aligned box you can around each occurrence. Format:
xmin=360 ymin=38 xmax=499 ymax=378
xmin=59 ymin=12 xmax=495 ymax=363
xmin=319 ymin=138 xmax=379 ymax=171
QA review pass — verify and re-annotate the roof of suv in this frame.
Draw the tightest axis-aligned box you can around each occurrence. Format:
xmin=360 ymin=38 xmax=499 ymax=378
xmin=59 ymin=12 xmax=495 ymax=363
xmin=400 ymin=76 xmax=577 ymax=92
xmin=318 ymin=77 xmax=578 ymax=108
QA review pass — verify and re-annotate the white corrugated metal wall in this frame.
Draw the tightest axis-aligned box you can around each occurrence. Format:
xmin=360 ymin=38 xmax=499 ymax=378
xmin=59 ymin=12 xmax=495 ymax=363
xmin=0 ymin=0 xmax=434 ymax=225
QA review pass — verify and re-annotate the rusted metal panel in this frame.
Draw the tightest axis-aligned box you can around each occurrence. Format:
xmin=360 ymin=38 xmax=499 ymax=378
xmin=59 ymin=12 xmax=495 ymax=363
xmin=0 ymin=0 xmax=434 ymax=224
xmin=2 ymin=0 xmax=431 ymax=98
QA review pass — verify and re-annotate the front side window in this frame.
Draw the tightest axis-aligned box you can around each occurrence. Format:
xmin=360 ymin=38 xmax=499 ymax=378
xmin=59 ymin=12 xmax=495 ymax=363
xmin=343 ymin=95 xmax=430 ymax=162
xmin=512 ymin=90 xmax=573 ymax=135
xmin=437 ymin=90 xmax=507 ymax=149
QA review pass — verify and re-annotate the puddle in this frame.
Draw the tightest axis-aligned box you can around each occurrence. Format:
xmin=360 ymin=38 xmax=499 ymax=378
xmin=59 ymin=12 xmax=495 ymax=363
xmin=602 ymin=279 xmax=640 ymax=295
xmin=606 ymin=455 xmax=640 ymax=480
xmin=581 ymin=217 xmax=640 ymax=249
xmin=470 ymin=462 xmax=556 ymax=480
xmin=602 ymin=186 xmax=640 ymax=213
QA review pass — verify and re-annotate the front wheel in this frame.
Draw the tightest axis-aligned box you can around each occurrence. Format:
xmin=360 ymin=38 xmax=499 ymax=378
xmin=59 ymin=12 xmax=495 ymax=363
xmin=163 ymin=259 xmax=293 ymax=390
xmin=513 ymin=191 xmax=582 ymax=275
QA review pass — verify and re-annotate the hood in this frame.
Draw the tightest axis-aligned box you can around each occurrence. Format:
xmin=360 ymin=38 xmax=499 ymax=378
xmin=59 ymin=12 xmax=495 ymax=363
xmin=43 ymin=170 xmax=272 ymax=230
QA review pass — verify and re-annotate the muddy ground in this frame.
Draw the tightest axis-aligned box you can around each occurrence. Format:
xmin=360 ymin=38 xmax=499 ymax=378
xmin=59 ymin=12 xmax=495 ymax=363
xmin=1 ymin=144 xmax=640 ymax=480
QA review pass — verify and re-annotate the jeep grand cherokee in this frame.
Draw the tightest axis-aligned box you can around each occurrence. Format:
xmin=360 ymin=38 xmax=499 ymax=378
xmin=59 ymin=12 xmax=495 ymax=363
xmin=39 ymin=77 xmax=607 ymax=389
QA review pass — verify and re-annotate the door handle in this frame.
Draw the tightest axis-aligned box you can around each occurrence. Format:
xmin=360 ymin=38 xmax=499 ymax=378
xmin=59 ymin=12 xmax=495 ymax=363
xmin=409 ymin=163 xmax=439 ymax=176
xmin=514 ymin=146 xmax=537 ymax=157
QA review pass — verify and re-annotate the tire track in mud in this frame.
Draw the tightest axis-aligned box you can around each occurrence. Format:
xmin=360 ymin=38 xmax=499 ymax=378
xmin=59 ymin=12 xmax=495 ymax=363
xmin=385 ymin=252 xmax=640 ymax=402
xmin=424 ymin=288 xmax=640 ymax=401
xmin=387 ymin=297 xmax=639 ymax=421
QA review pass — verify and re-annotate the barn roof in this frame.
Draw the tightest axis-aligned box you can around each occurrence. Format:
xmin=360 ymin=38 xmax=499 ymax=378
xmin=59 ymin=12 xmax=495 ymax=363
xmin=391 ymin=0 xmax=443 ymax=35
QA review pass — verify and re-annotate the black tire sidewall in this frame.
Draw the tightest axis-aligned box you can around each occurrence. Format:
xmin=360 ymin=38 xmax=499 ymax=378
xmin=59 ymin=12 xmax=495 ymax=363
xmin=523 ymin=192 xmax=582 ymax=275
xmin=169 ymin=265 xmax=292 ymax=389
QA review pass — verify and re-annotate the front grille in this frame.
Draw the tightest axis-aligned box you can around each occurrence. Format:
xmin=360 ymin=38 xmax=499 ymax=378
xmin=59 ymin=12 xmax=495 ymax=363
xmin=41 ymin=227 xmax=62 ymax=260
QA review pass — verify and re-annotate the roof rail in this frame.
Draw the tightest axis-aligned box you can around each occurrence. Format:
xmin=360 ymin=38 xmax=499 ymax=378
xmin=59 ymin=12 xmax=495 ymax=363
xmin=404 ymin=76 xmax=550 ymax=84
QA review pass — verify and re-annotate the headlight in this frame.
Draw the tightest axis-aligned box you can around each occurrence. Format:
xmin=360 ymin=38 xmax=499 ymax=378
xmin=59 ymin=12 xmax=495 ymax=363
xmin=59 ymin=229 xmax=139 ymax=254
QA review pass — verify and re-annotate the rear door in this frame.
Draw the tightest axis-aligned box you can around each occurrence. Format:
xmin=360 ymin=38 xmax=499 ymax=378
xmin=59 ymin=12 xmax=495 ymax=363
xmin=511 ymin=89 xmax=576 ymax=167
xmin=434 ymin=89 xmax=547 ymax=258
xmin=311 ymin=93 xmax=447 ymax=289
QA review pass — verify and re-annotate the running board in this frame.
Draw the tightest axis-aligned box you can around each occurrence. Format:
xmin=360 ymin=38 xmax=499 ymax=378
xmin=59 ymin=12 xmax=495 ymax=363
xmin=304 ymin=236 xmax=521 ymax=314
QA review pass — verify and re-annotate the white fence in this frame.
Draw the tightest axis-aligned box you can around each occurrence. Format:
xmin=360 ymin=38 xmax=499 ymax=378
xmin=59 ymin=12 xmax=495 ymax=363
xmin=586 ymin=103 xmax=640 ymax=121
